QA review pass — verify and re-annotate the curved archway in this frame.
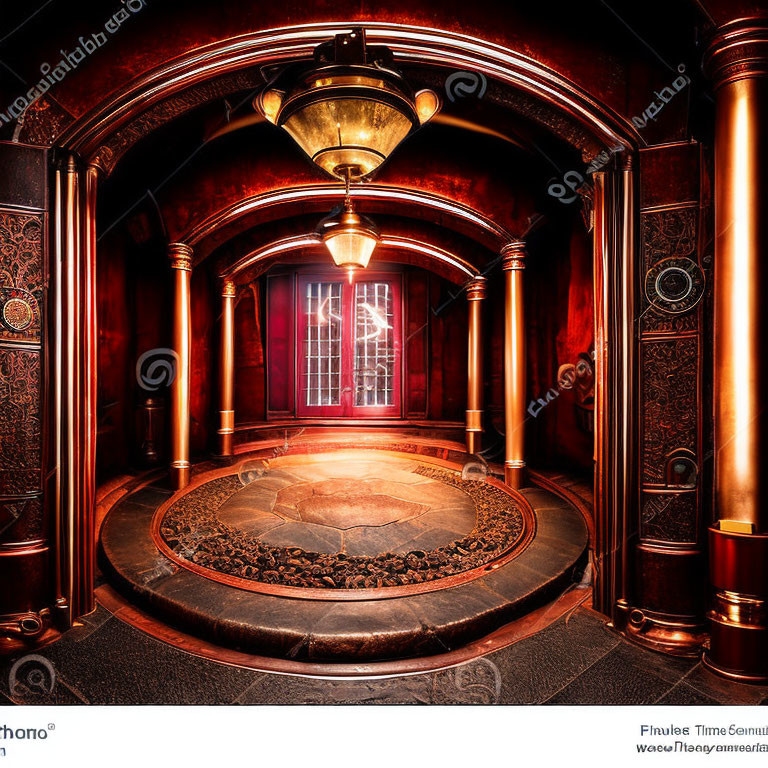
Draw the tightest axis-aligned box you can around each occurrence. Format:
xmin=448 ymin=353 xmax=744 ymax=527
xmin=48 ymin=22 xmax=640 ymax=169
xmin=181 ymin=183 xmax=519 ymax=261
xmin=223 ymin=233 xmax=480 ymax=284
xmin=35 ymin=19 xmax=638 ymax=659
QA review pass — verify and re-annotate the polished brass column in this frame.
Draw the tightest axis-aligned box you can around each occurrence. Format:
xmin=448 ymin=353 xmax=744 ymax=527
xmin=168 ymin=243 xmax=192 ymax=490
xmin=465 ymin=276 xmax=486 ymax=454
xmin=704 ymin=18 xmax=768 ymax=680
xmin=502 ymin=243 xmax=526 ymax=488
xmin=53 ymin=156 xmax=99 ymax=626
xmin=81 ymin=164 xmax=98 ymax=617
xmin=218 ymin=280 xmax=236 ymax=457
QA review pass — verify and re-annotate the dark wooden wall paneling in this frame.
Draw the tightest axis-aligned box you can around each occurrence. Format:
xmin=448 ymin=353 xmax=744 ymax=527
xmin=635 ymin=142 xmax=707 ymax=618
xmin=0 ymin=142 xmax=50 ymax=615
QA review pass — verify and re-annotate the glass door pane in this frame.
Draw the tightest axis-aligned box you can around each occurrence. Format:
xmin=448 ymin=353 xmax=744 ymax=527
xmin=299 ymin=280 xmax=343 ymax=414
xmin=353 ymin=281 xmax=395 ymax=407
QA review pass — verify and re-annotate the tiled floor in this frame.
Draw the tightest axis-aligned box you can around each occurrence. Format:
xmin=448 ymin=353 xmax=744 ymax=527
xmin=218 ymin=457 xmax=477 ymax=555
xmin=2 ymin=604 xmax=766 ymax=706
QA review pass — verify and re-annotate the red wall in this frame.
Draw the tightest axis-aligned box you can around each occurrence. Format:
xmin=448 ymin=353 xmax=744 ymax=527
xmin=526 ymin=220 xmax=594 ymax=472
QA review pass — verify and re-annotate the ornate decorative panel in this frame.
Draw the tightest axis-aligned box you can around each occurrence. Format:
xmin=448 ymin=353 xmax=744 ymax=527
xmin=641 ymin=491 xmax=698 ymax=543
xmin=0 ymin=144 xmax=49 ymax=626
xmin=638 ymin=201 xmax=702 ymax=546
xmin=0 ymin=211 xmax=43 ymax=344
xmin=0 ymin=347 xmax=42 ymax=495
xmin=639 ymin=207 xmax=701 ymax=336
xmin=641 ymin=336 xmax=698 ymax=485
xmin=0 ymin=496 xmax=44 ymax=544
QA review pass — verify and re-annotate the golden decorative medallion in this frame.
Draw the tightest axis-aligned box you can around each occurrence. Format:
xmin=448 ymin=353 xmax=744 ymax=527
xmin=645 ymin=257 xmax=705 ymax=314
xmin=2 ymin=297 xmax=33 ymax=331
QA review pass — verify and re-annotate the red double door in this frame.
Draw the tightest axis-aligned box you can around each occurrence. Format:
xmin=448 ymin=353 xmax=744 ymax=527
xmin=297 ymin=273 xmax=402 ymax=418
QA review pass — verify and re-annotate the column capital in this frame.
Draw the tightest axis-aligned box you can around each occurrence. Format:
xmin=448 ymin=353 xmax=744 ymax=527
xmin=168 ymin=242 xmax=193 ymax=271
xmin=222 ymin=280 xmax=236 ymax=298
xmin=704 ymin=17 xmax=768 ymax=88
xmin=501 ymin=241 xmax=526 ymax=270
xmin=465 ymin=275 xmax=487 ymax=301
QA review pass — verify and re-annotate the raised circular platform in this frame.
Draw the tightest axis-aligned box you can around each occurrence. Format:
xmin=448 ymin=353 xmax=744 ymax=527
xmin=99 ymin=448 xmax=589 ymax=663
xmin=153 ymin=454 xmax=529 ymax=599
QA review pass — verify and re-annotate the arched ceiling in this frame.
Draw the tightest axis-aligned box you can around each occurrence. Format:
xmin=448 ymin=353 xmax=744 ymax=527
xmin=1 ymin=0 xmax=714 ymax=151
xmin=0 ymin=1 xmax=723 ymax=279
xmin=95 ymin=111 xmax=563 ymax=269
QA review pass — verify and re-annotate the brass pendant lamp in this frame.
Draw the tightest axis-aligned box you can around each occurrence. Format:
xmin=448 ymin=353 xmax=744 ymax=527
xmin=256 ymin=27 xmax=439 ymax=274
xmin=256 ymin=27 xmax=440 ymax=180
xmin=316 ymin=171 xmax=380 ymax=280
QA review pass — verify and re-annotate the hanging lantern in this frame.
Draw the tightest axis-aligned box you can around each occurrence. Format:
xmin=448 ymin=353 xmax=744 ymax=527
xmin=317 ymin=196 xmax=380 ymax=277
xmin=256 ymin=28 xmax=440 ymax=179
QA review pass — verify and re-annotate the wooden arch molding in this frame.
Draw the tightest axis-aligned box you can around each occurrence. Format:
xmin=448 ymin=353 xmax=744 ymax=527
xmin=24 ymin=22 xmax=641 ymax=172
xmin=181 ymin=183 xmax=519 ymax=268
xmin=221 ymin=233 xmax=482 ymax=286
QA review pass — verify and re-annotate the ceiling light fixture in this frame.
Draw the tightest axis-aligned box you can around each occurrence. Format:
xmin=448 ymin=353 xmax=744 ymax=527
xmin=317 ymin=173 xmax=380 ymax=280
xmin=256 ymin=27 xmax=440 ymax=179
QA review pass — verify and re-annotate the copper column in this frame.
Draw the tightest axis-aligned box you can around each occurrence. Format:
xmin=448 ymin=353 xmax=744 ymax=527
xmin=168 ymin=243 xmax=192 ymax=490
xmin=218 ymin=280 xmax=236 ymax=457
xmin=502 ymin=243 xmax=526 ymax=488
xmin=465 ymin=276 xmax=486 ymax=454
xmin=53 ymin=156 xmax=99 ymax=625
xmin=704 ymin=18 xmax=768 ymax=680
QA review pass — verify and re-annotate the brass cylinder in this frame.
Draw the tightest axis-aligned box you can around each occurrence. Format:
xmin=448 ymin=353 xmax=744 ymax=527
xmin=168 ymin=243 xmax=192 ymax=490
xmin=711 ymin=56 xmax=768 ymax=534
xmin=218 ymin=280 xmax=236 ymax=457
xmin=502 ymin=243 xmax=526 ymax=488
xmin=80 ymin=164 xmax=98 ymax=617
xmin=703 ymin=17 xmax=768 ymax=680
xmin=465 ymin=276 xmax=486 ymax=454
xmin=51 ymin=157 xmax=99 ymax=625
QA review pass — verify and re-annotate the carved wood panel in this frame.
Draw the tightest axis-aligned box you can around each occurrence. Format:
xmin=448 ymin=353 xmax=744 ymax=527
xmin=641 ymin=491 xmax=697 ymax=543
xmin=0 ymin=210 xmax=43 ymax=344
xmin=639 ymin=207 xmax=699 ymax=336
xmin=0 ymin=347 xmax=42 ymax=495
xmin=640 ymin=336 xmax=698 ymax=485
xmin=0 ymin=496 xmax=45 ymax=544
xmin=639 ymin=202 xmax=702 ymax=546
xmin=0 ymin=143 xmax=49 ymax=624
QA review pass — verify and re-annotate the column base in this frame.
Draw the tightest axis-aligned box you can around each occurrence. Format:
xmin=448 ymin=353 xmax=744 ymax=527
xmin=704 ymin=611 xmax=768 ymax=682
xmin=613 ymin=599 xmax=707 ymax=657
xmin=504 ymin=461 xmax=526 ymax=489
xmin=169 ymin=462 xmax=190 ymax=490
xmin=465 ymin=431 xmax=482 ymax=455
xmin=707 ymin=526 xmax=768 ymax=681
xmin=217 ymin=431 xmax=234 ymax=458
